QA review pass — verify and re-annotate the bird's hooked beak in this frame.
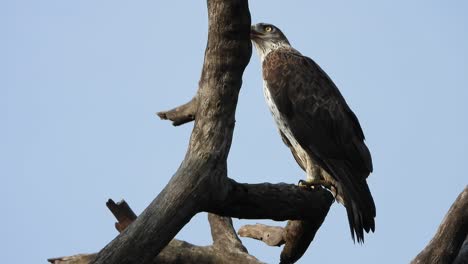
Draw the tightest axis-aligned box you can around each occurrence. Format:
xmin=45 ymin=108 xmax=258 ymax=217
xmin=250 ymin=25 xmax=263 ymax=40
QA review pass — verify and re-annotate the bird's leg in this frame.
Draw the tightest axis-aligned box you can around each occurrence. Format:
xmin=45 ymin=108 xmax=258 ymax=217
xmin=298 ymin=165 xmax=333 ymax=190
xmin=298 ymin=179 xmax=332 ymax=189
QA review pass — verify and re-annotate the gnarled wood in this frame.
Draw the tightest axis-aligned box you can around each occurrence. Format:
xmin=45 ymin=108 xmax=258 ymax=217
xmin=48 ymin=254 xmax=96 ymax=264
xmin=238 ymin=224 xmax=285 ymax=246
xmin=50 ymin=200 xmax=264 ymax=264
xmin=51 ymin=1 xmax=348 ymax=263
xmin=207 ymin=180 xmax=333 ymax=221
xmin=209 ymin=213 xmax=248 ymax=252
xmin=106 ymin=199 xmax=137 ymax=232
xmin=238 ymin=219 xmax=329 ymax=264
xmin=48 ymin=0 xmax=467 ymax=261
xmin=280 ymin=220 xmax=321 ymax=264
xmin=50 ymin=183 xmax=334 ymax=263
xmin=90 ymin=1 xmax=252 ymax=263
xmin=157 ymin=97 xmax=197 ymax=126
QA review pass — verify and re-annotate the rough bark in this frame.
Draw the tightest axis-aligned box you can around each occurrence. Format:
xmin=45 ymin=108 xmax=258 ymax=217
xmin=238 ymin=224 xmax=285 ymax=247
xmin=280 ymin=220 xmax=320 ymax=264
xmin=82 ymin=1 xmax=336 ymax=263
xmin=157 ymin=97 xmax=197 ymax=126
xmin=48 ymin=183 xmax=334 ymax=263
xmin=238 ymin=219 xmax=329 ymax=264
xmin=49 ymin=183 xmax=334 ymax=263
xmin=49 ymin=200 xmax=263 ymax=264
xmin=411 ymin=185 xmax=468 ymax=264
xmin=90 ymin=1 xmax=252 ymax=263
xmin=106 ymin=198 xmax=332 ymax=263
xmin=48 ymin=0 xmax=468 ymax=261
xmin=48 ymin=255 xmax=96 ymax=264
xmin=106 ymin=199 xmax=137 ymax=232
xmin=207 ymin=180 xmax=333 ymax=221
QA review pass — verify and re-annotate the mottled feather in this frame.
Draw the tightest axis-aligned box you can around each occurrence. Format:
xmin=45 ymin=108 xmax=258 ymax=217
xmin=263 ymin=48 xmax=375 ymax=242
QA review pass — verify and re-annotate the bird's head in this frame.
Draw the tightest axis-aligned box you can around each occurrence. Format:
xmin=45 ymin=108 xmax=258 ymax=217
xmin=251 ymin=23 xmax=291 ymax=59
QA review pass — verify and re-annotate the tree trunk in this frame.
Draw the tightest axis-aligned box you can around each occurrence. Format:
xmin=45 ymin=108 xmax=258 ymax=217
xmin=90 ymin=1 xmax=253 ymax=263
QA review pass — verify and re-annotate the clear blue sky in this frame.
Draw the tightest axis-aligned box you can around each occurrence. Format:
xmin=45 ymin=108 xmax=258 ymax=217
xmin=2 ymin=1 xmax=467 ymax=263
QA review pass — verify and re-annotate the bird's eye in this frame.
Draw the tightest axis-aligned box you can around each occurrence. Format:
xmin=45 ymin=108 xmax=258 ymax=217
xmin=264 ymin=26 xmax=273 ymax=32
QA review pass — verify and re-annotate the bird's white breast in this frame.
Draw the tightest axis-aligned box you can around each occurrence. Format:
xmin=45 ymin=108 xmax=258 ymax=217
xmin=263 ymin=82 xmax=307 ymax=159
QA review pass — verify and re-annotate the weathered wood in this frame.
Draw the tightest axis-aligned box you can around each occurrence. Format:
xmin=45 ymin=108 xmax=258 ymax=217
xmin=157 ymin=97 xmax=197 ymax=126
xmin=238 ymin=224 xmax=285 ymax=246
xmin=232 ymin=184 xmax=333 ymax=264
xmin=46 ymin=0 xmax=467 ymax=260
xmin=412 ymin=185 xmax=468 ymax=264
xmin=50 ymin=182 xmax=334 ymax=263
xmin=48 ymin=254 xmax=96 ymax=264
xmin=209 ymin=213 xmax=248 ymax=252
xmin=53 ymin=1 xmax=336 ymax=263
xmin=154 ymin=239 xmax=263 ymax=264
xmin=238 ymin=219 xmax=329 ymax=264
xmin=208 ymin=180 xmax=333 ymax=221
xmin=90 ymin=1 xmax=252 ymax=263
xmin=50 ymin=200 xmax=263 ymax=264
xmin=280 ymin=220 xmax=321 ymax=264
xmin=106 ymin=199 xmax=137 ymax=232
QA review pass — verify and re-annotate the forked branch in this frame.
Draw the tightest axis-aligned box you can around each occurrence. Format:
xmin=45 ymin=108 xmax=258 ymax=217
xmin=48 ymin=0 xmax=468 ymax=261
xmin=49 ymin=200 xmax=263 ymax=264
xmin=48 ymin=182 xmax=334 ymax=263
xmin=90 ymin=1 xmax=252 ymax=262
xmin=238 ymin=220 xmax=329 ymax=264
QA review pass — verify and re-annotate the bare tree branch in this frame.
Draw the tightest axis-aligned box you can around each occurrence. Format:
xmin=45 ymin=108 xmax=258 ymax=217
xmin=280 ymin=220 xmax=322 ymax=264
xmin=106 ymin=199 xmax=137 ymax=232
xmin=53 ymin=1 xmax=335 ymax=263
xmin=231 ymin=184 xmax=333 ymax=264
xmin=157 ymin=97 xmax=197 ymax=126
xmin=207 ymin=180 xmax=334 ymax=221
xmin=90 ymin=1 xmax=252 ymax=263
xmin=48 ymin=254 xmax=96 ymax=264
xmin=209 ymin=213 xmax=248 ymax=252
xmin=154 ymin=239 xmax=262 ymax=264
xmin=238 ymin=223 xmax=285 ymax=247
xmin=50 ymin=181 xmax=333 ymax=263
xmin=50 ymin=200 xmax=264 ymax=264
xmin=49 ymin=0 xmax=468 ymax=261
xmin=238 ymin=219 xmax=329 ymax=264
xmin=412 ymin=185 xmax=468 ymax=264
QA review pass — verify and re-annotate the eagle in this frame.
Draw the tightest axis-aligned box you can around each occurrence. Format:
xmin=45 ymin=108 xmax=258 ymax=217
xmin=251 ymin=23 xmax=376 ymax=242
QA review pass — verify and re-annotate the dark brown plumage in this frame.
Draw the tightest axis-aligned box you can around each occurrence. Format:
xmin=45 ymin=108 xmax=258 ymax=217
xmin=252 ymin=23 xmax=376 ymax=243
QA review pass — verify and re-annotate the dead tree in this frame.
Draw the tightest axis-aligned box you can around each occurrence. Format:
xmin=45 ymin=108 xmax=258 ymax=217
xmin=49 ymin=186 xmax=468 ymax=264
xmin=49 ymin=200 xmax=263 ymax=264
xmin=48 ymin=0 xmax=468 ymax=263
xmin=48 ymin=1 xmax=333 ymax=263
xmin=50 ymin=197 xmax=332 ymax=264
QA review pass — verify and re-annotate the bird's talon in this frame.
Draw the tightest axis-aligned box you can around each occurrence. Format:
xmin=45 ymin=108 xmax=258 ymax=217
xmin=298 ymin=180 xmax=310 ymax=188
xmin=298 ymin=180 xmax=321 ymax=190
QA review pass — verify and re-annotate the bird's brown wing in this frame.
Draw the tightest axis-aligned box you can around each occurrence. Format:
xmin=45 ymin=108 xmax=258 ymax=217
xmin=263 ymin=48 xmax=375 ymax=242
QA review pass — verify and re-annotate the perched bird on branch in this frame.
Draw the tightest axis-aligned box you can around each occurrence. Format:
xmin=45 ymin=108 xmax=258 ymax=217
xmin=251 ymin=23 xmax=376 ymax=243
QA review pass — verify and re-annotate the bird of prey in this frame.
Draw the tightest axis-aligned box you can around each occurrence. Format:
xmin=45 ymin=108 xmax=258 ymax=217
xmin=251 ymin=23 xmax=375 ymax=242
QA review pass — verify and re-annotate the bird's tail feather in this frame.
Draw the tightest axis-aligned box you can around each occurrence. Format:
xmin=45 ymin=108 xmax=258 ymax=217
xmin=327 ymin=160 xmax=376 ymax=243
